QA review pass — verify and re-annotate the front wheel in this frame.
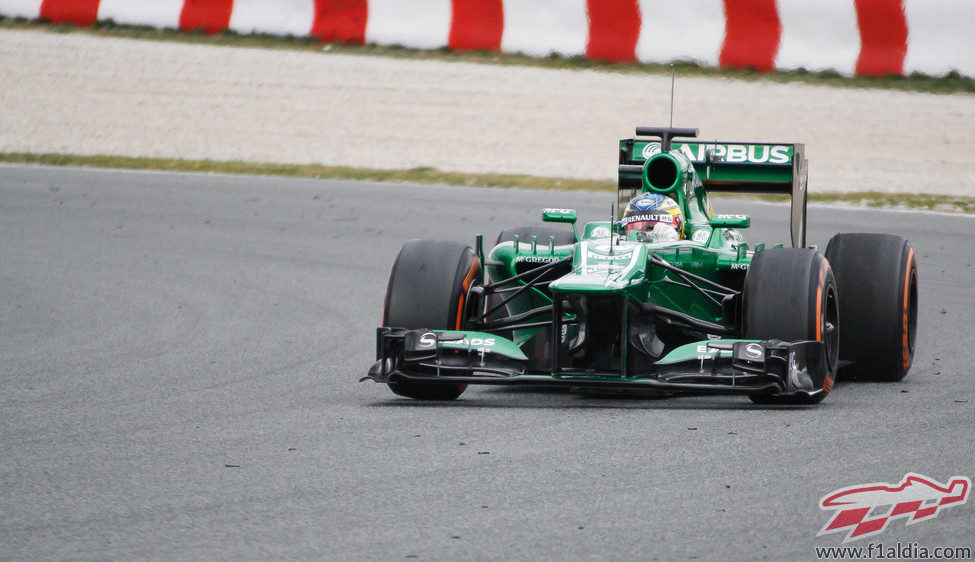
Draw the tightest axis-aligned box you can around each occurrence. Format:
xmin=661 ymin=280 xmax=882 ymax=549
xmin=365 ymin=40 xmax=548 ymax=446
xmin=825 ymin=233 xmax=918 ymax=381
xmin=382 ymin=240 xmax=481 ymax=400
xmin=742 ymin=248 xmax=839 ymax=405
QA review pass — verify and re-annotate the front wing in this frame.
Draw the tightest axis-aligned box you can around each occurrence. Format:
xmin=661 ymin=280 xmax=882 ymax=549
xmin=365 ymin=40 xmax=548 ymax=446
xmin=364 ymin=328 xmax=831 ymax=399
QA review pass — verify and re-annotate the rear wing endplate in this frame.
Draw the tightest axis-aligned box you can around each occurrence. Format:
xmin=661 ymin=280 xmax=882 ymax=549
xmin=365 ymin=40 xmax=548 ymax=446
xmin=619 ymin=134 xmax=808 ymax=248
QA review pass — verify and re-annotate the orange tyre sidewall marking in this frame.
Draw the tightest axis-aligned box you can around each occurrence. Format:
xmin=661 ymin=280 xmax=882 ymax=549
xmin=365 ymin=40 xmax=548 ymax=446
xmin=902 ymin=248 xmax=915 ymax=371
xmin=815 ymin=261 xmax=826 ymax=341
xmin=816 ymin=260 xmax=832 ymax=391
xmin=456 ymin=257 xmax=480 ymax=330
xmin=453 ymin=257 xmax=479 ymax=393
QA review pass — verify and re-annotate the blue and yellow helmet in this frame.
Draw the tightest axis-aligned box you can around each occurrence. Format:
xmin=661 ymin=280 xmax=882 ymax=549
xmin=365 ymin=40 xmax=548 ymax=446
xmin=621 ymin=193 xmax=684 ymax=238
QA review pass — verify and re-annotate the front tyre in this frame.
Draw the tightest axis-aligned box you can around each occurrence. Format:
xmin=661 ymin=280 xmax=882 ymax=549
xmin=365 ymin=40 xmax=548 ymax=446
xmin=742 ymin=248 xmax=839 ymax=405
xmin=825 ymin=233 xmax=918 ymax=381
xmin=383 ymin=240 xmax=481 ymax=400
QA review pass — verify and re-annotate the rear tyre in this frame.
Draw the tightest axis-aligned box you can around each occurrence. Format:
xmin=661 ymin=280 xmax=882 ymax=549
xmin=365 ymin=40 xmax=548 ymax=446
xmin=742 ymin=248 xmax=839 ymax=405
xmin=383 ymin=240 xmax=480 ymax=400
xmin=825 ymin=233 xmax=918 ymax=382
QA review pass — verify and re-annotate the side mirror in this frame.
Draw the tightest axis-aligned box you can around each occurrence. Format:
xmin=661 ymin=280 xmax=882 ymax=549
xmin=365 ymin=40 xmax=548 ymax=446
xmin=709 ymin=214 xmax=751 ymax=229
xmin=542 ymin=208 xmax=577 ymax=225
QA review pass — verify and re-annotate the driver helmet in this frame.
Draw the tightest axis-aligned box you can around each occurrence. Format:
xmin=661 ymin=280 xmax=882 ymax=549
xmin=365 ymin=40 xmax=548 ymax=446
xmin=621 ymin=193 xmax=684 ymax=239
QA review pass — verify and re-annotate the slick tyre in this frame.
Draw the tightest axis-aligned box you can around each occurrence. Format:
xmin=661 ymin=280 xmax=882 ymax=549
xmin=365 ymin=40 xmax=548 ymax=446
xmin=743 ymin=248 xmax=839 ymax=405
xmin=825 ymin=233 xmax=918 ymax=382
xmin=383 ymin=240 xmax=480 ymax=400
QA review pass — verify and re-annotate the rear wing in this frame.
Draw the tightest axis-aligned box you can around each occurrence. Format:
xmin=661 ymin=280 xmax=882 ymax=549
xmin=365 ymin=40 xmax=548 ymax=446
xmin=618 ymin=130 xmax=808 ymax=248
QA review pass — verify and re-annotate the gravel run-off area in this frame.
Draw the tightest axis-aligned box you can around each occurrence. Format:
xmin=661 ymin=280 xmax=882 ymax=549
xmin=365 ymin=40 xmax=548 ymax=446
xmin=1 ymin=29 xmax=973 ymax=196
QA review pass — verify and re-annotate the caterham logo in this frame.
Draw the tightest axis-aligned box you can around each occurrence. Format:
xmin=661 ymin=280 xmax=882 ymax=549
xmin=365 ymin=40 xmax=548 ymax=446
xmin=744 ymin=343 xmax=763 ymax=359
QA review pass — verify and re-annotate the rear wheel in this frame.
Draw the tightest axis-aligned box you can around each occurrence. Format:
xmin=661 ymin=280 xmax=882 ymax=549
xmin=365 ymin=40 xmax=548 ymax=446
xmin=825 ymin=233 xmax=918 ymax=381
xmin=742 ymin=248 xmax=839 ymax=405
xmin=383 ymin=240 xmax=481 ymax=400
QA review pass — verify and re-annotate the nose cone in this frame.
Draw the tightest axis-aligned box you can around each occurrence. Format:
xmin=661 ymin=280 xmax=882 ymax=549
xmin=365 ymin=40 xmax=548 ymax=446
xmin=549 ymin=240 xmax=647 ymax=293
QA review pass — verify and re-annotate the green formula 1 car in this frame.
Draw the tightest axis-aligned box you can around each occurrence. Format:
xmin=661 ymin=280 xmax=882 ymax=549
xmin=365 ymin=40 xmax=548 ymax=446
xmin=364 ymin=127 xmax=919 ymax=404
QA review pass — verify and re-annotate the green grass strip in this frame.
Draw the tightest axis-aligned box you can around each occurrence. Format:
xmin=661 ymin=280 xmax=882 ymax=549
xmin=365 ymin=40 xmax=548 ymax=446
xmin=3 ymin=151 xmax=972 ymax=214
xmin=2 ymin=17 xmax=973 ymax=95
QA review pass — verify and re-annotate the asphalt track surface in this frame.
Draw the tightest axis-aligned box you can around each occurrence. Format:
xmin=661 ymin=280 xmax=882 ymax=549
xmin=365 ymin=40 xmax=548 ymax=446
xmin=2 ymin=164 xmax=973 ymax=560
